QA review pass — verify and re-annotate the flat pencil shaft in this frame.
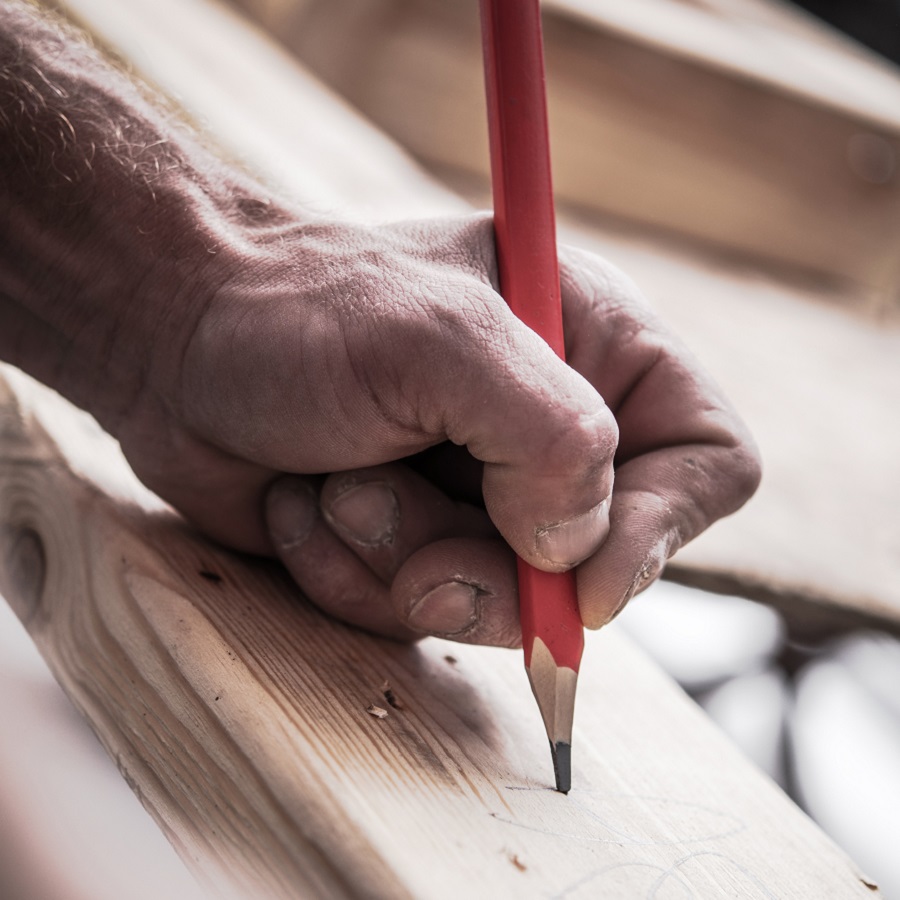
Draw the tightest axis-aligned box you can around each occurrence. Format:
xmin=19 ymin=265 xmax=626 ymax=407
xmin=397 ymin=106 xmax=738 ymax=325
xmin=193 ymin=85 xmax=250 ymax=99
xmin=479 ymin=0 xmax=585 ymax=792
xmin=480 ymin=0 xmax=562 ymax=352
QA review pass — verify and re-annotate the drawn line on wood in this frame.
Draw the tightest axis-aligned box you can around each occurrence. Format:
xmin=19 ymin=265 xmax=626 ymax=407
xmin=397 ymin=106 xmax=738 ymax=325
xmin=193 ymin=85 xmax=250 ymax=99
xmin=492 ymin=791 xmax=746 ymax=846
xmin=553 ymin=850 xmax=779 ymax=900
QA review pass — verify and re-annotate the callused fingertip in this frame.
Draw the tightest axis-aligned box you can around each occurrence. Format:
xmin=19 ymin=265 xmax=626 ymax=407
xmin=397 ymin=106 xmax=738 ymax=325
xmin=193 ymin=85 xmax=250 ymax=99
xmin=325 ymin=480 xmax=399 ymax=547
xmin=265 ymin=477 xmax=318 ymax=550
xmin=406 ymin=581 xmax=478 ymax=637
xmin=535 ymin=495 xmax=611 ymax=571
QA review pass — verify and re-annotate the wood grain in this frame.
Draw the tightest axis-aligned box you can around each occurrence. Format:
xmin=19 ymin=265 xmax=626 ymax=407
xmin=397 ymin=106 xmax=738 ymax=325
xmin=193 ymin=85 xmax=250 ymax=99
xmin=0 ymin=365 xmax=881 ymax=898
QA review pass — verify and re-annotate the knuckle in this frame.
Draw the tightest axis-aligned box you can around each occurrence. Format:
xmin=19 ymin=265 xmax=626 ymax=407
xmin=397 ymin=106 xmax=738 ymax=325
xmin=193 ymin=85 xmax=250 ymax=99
xmin=538 ymin=404 xmax=619 ymax=483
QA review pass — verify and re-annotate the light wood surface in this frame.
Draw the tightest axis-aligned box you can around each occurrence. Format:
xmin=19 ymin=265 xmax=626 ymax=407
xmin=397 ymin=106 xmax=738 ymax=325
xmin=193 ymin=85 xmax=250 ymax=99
xmin=226 ymin=0 xmax=900 ymax=311
xmin=0 ymin=363 xmax=880 ymax=899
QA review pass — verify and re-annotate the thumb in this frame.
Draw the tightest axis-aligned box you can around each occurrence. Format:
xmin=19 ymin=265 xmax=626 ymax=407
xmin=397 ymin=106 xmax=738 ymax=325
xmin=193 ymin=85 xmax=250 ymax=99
xmin=426 ymin=299 xmax=617 ymax=572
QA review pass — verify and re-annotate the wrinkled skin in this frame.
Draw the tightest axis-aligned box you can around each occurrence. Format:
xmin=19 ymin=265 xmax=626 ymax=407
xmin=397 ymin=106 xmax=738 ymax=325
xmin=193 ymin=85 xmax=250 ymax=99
xmin=113 ymin=215 xmax=762 ymax=646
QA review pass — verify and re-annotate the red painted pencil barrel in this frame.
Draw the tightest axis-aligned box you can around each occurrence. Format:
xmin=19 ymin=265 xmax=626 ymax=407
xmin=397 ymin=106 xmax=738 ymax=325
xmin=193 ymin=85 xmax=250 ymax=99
xmin=479 ymin=0 xmax=585 ymax=672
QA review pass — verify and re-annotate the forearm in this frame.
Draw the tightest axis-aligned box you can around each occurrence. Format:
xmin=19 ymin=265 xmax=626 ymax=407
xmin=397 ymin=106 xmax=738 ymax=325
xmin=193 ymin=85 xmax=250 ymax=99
xmin=0 ymin=0 xmax=280 ymax=429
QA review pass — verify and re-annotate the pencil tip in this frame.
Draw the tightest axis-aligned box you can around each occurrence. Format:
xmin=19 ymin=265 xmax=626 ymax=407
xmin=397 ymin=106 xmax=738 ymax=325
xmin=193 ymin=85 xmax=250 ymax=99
xmin=551 ymin=741 xmax=571 ymax=794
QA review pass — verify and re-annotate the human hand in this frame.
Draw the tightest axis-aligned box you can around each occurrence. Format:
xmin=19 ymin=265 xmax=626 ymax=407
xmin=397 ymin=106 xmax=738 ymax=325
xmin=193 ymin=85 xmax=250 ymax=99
xmin=1 ymin=2 xmax=758 ymax=646
xmin=112 ymin=214 xmax=759 ymax=645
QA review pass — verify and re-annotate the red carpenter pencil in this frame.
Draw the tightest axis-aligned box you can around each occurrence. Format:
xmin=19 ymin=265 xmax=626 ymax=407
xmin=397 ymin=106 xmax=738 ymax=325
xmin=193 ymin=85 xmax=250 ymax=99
xmin=479 ymin=0 xmax=584 ymax=794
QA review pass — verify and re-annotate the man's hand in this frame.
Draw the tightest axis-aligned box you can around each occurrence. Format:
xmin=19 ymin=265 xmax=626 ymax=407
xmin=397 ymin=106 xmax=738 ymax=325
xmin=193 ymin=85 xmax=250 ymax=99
xmin=112 ymin=214 xmax=759 ymax=645
xmin=1 ymin=0 xmax=761 ymax=646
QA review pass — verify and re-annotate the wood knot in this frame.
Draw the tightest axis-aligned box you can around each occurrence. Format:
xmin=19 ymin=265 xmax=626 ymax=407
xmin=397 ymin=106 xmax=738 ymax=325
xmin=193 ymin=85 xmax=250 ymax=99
xmin=2 ymin=526 xmax=46 ymax=623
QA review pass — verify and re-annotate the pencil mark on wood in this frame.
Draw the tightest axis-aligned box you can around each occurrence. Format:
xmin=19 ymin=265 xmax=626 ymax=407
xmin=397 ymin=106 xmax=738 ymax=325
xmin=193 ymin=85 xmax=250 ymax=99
xmin=553 ymin=851 xmax=778 ymax=899
xmin=492 ymin=792 xmax=746 ymax=846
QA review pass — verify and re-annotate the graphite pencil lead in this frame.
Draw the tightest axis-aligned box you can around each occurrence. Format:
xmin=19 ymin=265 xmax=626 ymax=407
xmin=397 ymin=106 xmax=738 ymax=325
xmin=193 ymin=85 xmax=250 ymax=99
xmin=551 ymin=741 xmax=571 ymax=794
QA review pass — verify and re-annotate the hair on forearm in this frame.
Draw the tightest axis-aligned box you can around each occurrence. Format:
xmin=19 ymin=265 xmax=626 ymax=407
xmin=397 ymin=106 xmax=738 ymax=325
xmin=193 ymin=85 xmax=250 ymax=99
xmin=0 ymin=0 xmax=291 ymax=422
xmin=0 ymin=0 xmax=193 ymax=208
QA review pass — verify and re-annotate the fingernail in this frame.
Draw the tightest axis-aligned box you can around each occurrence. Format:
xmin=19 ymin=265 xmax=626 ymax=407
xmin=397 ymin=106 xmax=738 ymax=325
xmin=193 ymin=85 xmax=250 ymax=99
xmin=326 ymin=482 xmax=399 ymax=546
xmin=407 ymin=582 xmax=478 ymax=636
xmin=266 ymin=479 xmax=318 ymax=549
xmin=536 ymin=496 xmax=611 ymax=570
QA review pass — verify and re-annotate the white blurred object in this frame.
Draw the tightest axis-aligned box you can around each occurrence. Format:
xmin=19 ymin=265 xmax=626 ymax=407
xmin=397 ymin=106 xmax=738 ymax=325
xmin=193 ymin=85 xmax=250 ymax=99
xmin=828 ymin=632 xmax=900 ymax=720
xmin=0 ymin=597 xmax=207 ymax=900
xmin=613 ymin=579 xmax=785 ymax=691
xmin=699 ymin=666 xmax=791 ymax=787
xmin=790 ymin=633 xmax=900 ymax=899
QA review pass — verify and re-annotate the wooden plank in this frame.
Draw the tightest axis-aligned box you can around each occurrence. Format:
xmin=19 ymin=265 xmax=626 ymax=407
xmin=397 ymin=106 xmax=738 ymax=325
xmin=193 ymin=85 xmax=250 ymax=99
xmin=0 ymin=363 xmax=880 ymax=898
xmin=545 ymin=0 xmax=900 ymax=125
xmin=225 ymin=0 xmax=900 ymax=310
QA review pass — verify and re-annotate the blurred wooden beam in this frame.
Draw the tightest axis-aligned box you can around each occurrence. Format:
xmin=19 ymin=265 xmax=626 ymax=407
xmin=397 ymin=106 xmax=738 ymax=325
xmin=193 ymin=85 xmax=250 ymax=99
xmin=228 ymin=0 xmax=900 ymax=313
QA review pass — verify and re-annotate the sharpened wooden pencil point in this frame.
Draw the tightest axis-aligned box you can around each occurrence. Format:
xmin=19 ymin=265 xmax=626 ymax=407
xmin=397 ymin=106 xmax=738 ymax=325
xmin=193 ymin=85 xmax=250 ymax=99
xmin=480 ymin=0 xmax=587 ymax=792
xmin=527 ymin=636 xmax=579 ymax=790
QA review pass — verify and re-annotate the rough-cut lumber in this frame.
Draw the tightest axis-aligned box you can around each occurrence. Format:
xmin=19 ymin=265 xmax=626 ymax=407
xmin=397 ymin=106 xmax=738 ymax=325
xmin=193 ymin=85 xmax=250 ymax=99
xmin=227 ymin=0 xmax=900 ymax=312
xmin=0 ymin=363 xmax=881 ymax=899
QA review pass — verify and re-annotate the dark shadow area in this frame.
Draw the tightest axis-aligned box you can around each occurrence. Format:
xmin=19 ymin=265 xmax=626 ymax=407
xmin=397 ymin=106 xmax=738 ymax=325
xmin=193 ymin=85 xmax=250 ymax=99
xmin=791 ymin=0 xmax=900 ymax=65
